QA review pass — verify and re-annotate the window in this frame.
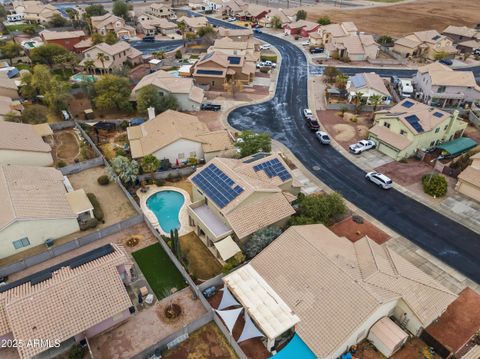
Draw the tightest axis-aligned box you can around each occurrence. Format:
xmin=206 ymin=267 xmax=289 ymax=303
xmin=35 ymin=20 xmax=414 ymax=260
xmin=178 ymin=152 xmax=185 ymax=159
xmin=400 ymin=130 xmax=407 ymax=135
xmin=13 ymin=237 xmax=30 ymax=250
xmin=435 ymin=128 xmax=440 ymax=133
xmin=438 ymin=86 xmax=446 ymax=93
xmin=383 ymin=122 xmax=390 ymax=128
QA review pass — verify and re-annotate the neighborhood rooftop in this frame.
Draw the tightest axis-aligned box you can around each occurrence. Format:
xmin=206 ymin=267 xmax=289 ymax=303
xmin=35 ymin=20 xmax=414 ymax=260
xmin=0 ymin=121 xmax=51 ymax=154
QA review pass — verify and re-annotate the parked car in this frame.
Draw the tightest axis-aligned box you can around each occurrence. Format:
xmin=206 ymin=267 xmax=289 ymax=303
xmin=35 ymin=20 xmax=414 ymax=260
xmin=301 ymin=40 xmax=310 ymax=46
xmin=310 ymin=47 xmax=324 ymax=54
xmin=303 ymin=108 xmax=314 ymax=119
xmin=473 ymin=48 xmax=480 ymax=56
xmin=439 ymin=58 xmax=453 ymax=66
xmin=93 ymin=121 xmax=116 ymax=132
xmin=121 ymin=35 xmax=130 ymax=41
xmin=365 ymin=171 xmax=393 ymax=189
xmin=142 ymin=35 xmax=155 ymax=42
xmin=254 ymin=28 xmax=263 ymax=34
xmin=129 ymin=118 xmax=145 ymax=126
xmin=201 ymin=103 xmax=221 ymax=111
xmin=227 ymin=17 xmax=236 ymax=22
xmin=202 ymin=286 xmax=216 ymax=298
xmin=398 ymin=79 xmax=413 ymax=98
xmin=256 ymin=61 xmax=276 ymax=68
xmin=315 ymin=131 xmax=330 ymax=144
xmin=306 ymin=117 xmax=320 ymax=131
xmin=349 ymin=139 xmax=376 ymax=154
xmin=260 ymin=43 xmax=271 ymax=50
xmin=390 ymin=75 xmax=401 ymax=88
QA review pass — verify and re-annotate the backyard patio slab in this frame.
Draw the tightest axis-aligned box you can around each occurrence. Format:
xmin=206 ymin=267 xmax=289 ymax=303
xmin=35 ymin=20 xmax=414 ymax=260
xmin=328 ymin=215 xmax=391 ymax=244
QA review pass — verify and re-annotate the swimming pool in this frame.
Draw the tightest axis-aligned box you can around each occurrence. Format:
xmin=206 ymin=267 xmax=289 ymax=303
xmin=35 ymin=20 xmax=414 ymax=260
xmin=71 ymin=73 xmax=97 ymax=83
xmin=146 ymin=190 xmax=185 ymax=233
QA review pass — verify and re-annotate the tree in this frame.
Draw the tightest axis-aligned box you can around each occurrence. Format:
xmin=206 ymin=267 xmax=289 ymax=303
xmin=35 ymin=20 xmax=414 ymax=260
xmin=197 ymin=25 xmax=214 ymax=37
xmin=22 ymin=25 xmax=36 ymax=36
xmin=49 ymin=13 xmax=68 ymax=27
xmin=377 ymin=35 xmax=393 ymax=47
xmin=17 ymin=104 xmax=49 ymax=124
xmin=434 ymin=51 xmax=449 ymax=61
xmin=235 ymin=130 xmax=271 ymax=158
xmin=289 ymin=192 xmax=347 ymax=226
xmin=296 ymin=10 xmax=307 ymax=20
xmin=19 ymin=72 xmax=36 ymax=99
xmin=142 ymin=154 xmax=160 ymax=182
xmin=422 ymin=174 xmax=448 ymax=198
xmin=65 ymin=8 xmax=79 ymax=21
xmin=53 ymin=52 xmax=77 ymax=78
xmin=31 ymin=64 xmax=53 ymax=94
xmin=152 ymin=50 xmax=165 ymax=59
xmin=335 ymin=74 xmax=348 ymax=89
xmin=0 ymin=5 xmax=7 ymax=19
xmin=170 ymin=228 xmax=181 ymax=259
xmin=324 ymin=66 xmax=340 ymax=83
xmin=104 ymin=31 xmax=118 ymax=45
xmin=112 ymin=0 xmax=129 ymax=20
xmin=94 ymin=75 xmax=132 ymax=112
xmin=136 ymin=85 xmax=161 ymax=114
xmin=223 ymin=79 xmax=243 ymax=98
xmin=96 ymin=52 xmax=107 ymax=74
xmin=185 ymin=32 xmax=197 ymax=41
xmin=352 ymin=91 xmax=365 ymax=114
xmin=243 ymin=226 xmax=282 ymax=259
xmin=175 ymin=49 xmax=182 ymax=59
xmin=157 ymin=93 xmax=179 ymax=113
xmin=177 ymin=21 xmax=187 ymax=46
xmin=84 ymin=4 xmax=107 ymax=17
xmin=4 ymin=111 xmax=21 ymax=122
xmin=108 ymin=155 xmax=139 ymax=184
xmin=368 ymin=94 xmax=382 ymax=113
xmin=317 ymin=16 xmax=331 ymax=25
xmin=44 ymin=78 xmax=71 ymax=113
xmin=271 ymin=16 xmax=282 ymax=29
xmin=83 ymin=59 xmax=95 ymax=74
xmin=91 ymin=32 xmax=104 ymax=45
xmin=30 ymin=44 xmax=69 ymax=67
xmin=0 ymin=42 xmax=23 ymax=62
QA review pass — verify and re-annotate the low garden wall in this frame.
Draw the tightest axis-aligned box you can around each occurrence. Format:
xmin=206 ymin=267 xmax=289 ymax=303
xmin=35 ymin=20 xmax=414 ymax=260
xmin=138 ymin=167 xmax=196 ymax=182
xmin=50 ymin=121 xmax=75 ymax=131
xmin=59 ymin=157 xmax=104 ymax=175
xmin=325 ymin=102 xmax=392 ymax=111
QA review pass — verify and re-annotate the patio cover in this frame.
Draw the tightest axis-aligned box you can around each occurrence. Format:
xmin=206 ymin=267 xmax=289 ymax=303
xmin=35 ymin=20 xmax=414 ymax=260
xmin=218 ymin=286 xmax=240 ymax=310
xmin=215 ymin=307 xmax=243 ymax=333
xmin=436 ymin=137 xmax=477 ymax=156
xmin=238 ymin=311 xmax=265 ymax=343
xmin=214 ymin=236 xmax=241 ymax=262
xmin=269 ymin=334 xmax=316 ymax=359
xmin=32 ymin=123 xmax=53 ymax=137
xmin=367 ymin=317 xmax=408 ymax=357
xmin=65 ymin=189 xmax=94 ymax=216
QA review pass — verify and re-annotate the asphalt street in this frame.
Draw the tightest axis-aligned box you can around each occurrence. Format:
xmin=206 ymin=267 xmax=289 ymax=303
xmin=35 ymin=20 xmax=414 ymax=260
xmin=207 ymin=18 xmax=480 ymax=282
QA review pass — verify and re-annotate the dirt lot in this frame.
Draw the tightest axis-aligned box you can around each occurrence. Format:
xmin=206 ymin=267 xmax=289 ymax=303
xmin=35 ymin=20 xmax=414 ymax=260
xmin=426 ymin=287 xmax=480 ymax=355
xmin=180 ymin=232 xmax=222 ymax=280
xmin=328 ymin=215 xmax=391 ymax=244
xmin=307 ymin=0 xmax=480 ymax=37
xmin=374 ymin=159 xmax=433 ymax=187
xmin=355 ymin=337 xmax=441 ymax=359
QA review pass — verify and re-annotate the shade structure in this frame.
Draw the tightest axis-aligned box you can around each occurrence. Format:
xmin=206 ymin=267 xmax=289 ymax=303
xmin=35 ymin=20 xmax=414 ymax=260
xmin=214 ymin=236 xmax=241 ymax=262
xmin=238 ymin=311 xmax=265 ymax=343
xmin=218 ymin=286 xmax=241 ymax=310
xmin=367 ymin=317 xmax=408 ymax=357
xmin=215 ymin=307 xmax=243 ymax=333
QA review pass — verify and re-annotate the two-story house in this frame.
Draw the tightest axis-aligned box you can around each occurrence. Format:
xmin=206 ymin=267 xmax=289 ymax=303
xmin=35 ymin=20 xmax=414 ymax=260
xmin=145 ymin=3 xmax=176 ymax=19
xmin=90 ymin=13 xmax=136 ymax=38
xmin=217 ymin=27 xmax=253 ymax=42
xmin=259 ymin=7 xmax=296 ymax=28
xmin=12 ymin=0 xmax=60 ymax=24
xmin=283 ymin=19 xmax=319 ymax=37
xmin=393 ymin=30 xmax=457 ymax=60
xmin=208 ymin=37 xmax=257 ymax=60
xmin=414 ymin=62 xmax=480 ymax=108
xmin=136 ymin=14 xmax=177 ymax=36
xmin=39 ymin=30 xmax=87 ymax=51
xmin=368 ymin=99 xmax=468 ymax=160
xmin=177 ymin=15 xmax=209 ymax=32
xmin=80 ymin=41 xmax=142 ymax=73
xmin=309 ymin=21 xmax=358 ymax=46
xmin=455 ymin=152 xmax=480 ymax=202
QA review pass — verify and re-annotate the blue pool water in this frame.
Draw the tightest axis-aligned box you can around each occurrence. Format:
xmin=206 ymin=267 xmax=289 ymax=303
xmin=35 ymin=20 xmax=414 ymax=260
xmin=269 ymin=334 xmax=316 ymax=359
xmin=146 ymin=191 xmax=185 ymax=233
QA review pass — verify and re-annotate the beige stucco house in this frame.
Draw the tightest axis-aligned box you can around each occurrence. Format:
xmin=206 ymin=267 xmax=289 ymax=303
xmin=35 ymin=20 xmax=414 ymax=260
xmin=369 ymin=99 xmax=468 ymax=160
xmin=455 ymin=152 xmax=480 ymax=202
xmin=90 ymin=13 xmax=136 ymax=38
xmin=223 ymin=224 xmax=456 ymax=356
xmin=217 ymin=27 xmax=253 ymax=42
xmin=208 ymin=37 xmax=257 ymax=60
xmin=346 ymin=72 xmax=391 ymax=105
xmin=136 ymin=15 xmax=177 ymax=36
xmin=80 ymin=41 xmax=142 ymax=73
xmin=145 ymin=3 xmax=176 ymax=19
xmin=177 ymin=15 xmax=209 ymax=31
xmin=127 ymin=110 xmax=234 ymax=164
xmin=131 ymin=70 xmax=204 ymax=111
xmin=0 ymin=121 xmax=53 ymax=166
xmin=259 ymin=8 xmax=296 ymax=28
xmin=12 ymin=0 xmax=60 ymax=24
xmin=0 ymin=73 xmax=19 ymax=99
xmin=393 ymin=30 xmax=457 ymax=60
xmin=309 ymin=21 xmax=358 ymax=46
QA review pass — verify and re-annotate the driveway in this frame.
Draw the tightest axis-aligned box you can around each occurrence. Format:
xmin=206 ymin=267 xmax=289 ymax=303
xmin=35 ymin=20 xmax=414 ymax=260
xmin=209 ymin=18 xmax=480 ymax=282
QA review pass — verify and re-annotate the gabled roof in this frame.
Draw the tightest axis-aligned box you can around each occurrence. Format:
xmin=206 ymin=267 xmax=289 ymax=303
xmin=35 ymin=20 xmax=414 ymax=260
xmin=286 ymin=19 xmax=318 ymax=32
xmin=443 ymin=25 xmax=478 ymax=39
xmin=217 ymin=27 xmax=252 ymax=38
xmin=0 ymin=121 xmax=51 ymax=154
xmin=0 ymin=72 xmax=18 ymax=92
xmin=91 ymin=13 xmax=124 ymax=29
xmin=320 ymin=21 xmax=358 ymax=37
xmin=348 ymin=72 xmax=389 ymax=96
xmin=177 ymin=15 xmax=208 ymax=28
xmin=40 ymin=29 xmax=85 ymax=41
xmin=417 ymin=63 xmax=479 ymax=88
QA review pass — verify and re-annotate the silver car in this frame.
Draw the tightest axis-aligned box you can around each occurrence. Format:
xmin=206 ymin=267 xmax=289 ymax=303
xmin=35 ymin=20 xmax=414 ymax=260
xmin=315 ymin=131 xmax=330 ymax=144
xmin=365 ymin=171 xmax=393 ymax=189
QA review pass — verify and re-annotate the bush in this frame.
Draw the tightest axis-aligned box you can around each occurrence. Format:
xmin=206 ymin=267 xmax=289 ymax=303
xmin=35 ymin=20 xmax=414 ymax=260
xmin=260 ymin=54 xmax=277 ymax=63
xmin=114 ymin=147 xmax=126 ymax=156
xmin=222 ymin=253 xmax=245 ymax=274
xmin=288 ymin=192 xmax=348 ymax=226
xmin=57 ymin=160 xmax=67 ymax=168
xmin=79 ymin=218 xmax=99 ymax=231
xmin=119 ymin=120 xmax=129 ymax=130
xmin=243 ymin=226 xmax=282 ymax=259
xmin=87 ymin=192 xmax=104 ymax=222
xmin=68 ymin=344 xmax=85 ymax=359
xmin=175 ymin=49 xmax=182 ymax=60
xmin=155 ymin=179 xmax=165 ymax=187
xmin=97 ymin=175 xmax=110 ymax=185
xmin=422 ymin=174 xmax=448 ymax=197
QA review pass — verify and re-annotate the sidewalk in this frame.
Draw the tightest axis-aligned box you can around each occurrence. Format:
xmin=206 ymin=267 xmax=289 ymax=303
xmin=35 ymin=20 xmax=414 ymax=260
xmin=308 ymin=75 xmax=480 ymax=235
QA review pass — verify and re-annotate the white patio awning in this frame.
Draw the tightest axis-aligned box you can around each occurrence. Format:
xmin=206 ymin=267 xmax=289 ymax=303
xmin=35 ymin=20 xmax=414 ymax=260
xmin=238 ymin=311 xmax=265 ymax=343
xmin=65 ymin=189 xmax=94 ymax=215
xmin=218 ymin=286 xmax=241 ymax=310
xmin=214 ymin=236 xmax=241 ymax=262
xmin=215 ymin=307 xmax=243 ymax=334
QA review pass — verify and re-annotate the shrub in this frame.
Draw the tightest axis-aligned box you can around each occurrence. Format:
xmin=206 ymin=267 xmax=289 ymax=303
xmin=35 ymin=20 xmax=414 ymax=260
xmin=422 ymin=174 xmax=448 ymax=197
xmin=114 ymin=146 xmax=126 ymax=156
xmin=289 ymin=192 xmax=348 ymax=226
xmin=119 ymin=120 xmax=129 ymax=130
xmin=155 ymin=179 xmax=165 ymax=187
xmin=68 ymin=344 xmax=85 ymax=359
xmin=97 ymin=175 xmax=110 ymax=185
xmin=243 ymin=226 xmax=282 ymax=259
xmin=57 ymin=160 xmax=67 ymax=168
xmin=87 ymin=192 xmax=104 ymax=222
xmin=79 ymin=218 xmax=99 ymax=231
xmin=175 ymin=49 xmax=182 ymax=60
xmin=260 ymin=54 xmax=277 ymax=63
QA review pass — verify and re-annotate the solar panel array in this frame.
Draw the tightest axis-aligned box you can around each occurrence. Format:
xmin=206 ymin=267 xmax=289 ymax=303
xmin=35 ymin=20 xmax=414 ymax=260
xmin=405 ymin=115 xmax=424 ymax=133
xmin=192 ymin=164 xmax=244 ymax=208
xmin=196 ymin=69 xmax=224 ymax=76
xmin=433 ymin=111 xmax=444 ymax=118
xmin=227 ymin=56 xmax=241 ymax=65
xmin=351 ymin=74 xmax=366 ymax=88
xmin=253 ymin=158 xmax=292 ymax=181
xmin=402 ymin=100 xmax=414 ymax=108
xmin=242 ymin=152 xmax=269 ymax=163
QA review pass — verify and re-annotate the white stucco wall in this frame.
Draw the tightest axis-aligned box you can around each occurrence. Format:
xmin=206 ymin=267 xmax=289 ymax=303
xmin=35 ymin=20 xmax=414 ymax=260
xmin=0 ymin=218 xmax=80 ymax=259
xmin=392 ymin=299 xmax=424 ymax=336
xmin=153 ymin=138 xmax=203 ymax=164
xmin=0 ymin=149 xmax=53 ymax=167
xmin=175 ymin=93 xmax=202 ymax=111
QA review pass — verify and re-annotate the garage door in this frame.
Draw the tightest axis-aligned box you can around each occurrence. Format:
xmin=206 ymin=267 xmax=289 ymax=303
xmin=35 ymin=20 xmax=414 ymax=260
xmin=378 ymin=142 xmax=400 ymax=159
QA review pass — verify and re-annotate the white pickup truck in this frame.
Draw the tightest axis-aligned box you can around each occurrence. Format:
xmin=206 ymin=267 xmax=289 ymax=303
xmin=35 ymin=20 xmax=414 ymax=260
xmin=398 ymin=79 xmax=414 ymax=98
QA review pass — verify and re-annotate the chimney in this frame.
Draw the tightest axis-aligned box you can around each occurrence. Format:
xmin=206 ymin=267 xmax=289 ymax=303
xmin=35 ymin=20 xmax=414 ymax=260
xmin=147 ymin=107 xmax=155 ymax=120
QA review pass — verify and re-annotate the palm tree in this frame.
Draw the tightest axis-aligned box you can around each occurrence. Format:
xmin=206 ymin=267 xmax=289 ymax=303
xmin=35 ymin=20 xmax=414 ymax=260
xmin=177 ymin=21 xmax=187 ymax=47
xmin=96 ymin=52 xmax=106 ymax=74
xmin=352 ymin=91 xmax=365 ymax=114
xmin=141 ymin=155 xmax=160 ymax=183
xmin=369 ymin=94 xmax=382 ymax=113
xmin=83 ymin=59 xmax=95 ymax=75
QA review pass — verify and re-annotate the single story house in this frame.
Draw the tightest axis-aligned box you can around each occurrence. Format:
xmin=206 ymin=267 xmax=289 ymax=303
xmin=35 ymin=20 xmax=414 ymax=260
xmin=346 ymin=72 xmax=391 ymax=104
xmin=12 ymin=0 xmax=60 ymax=24
xmin=131 ymin=70 xmax=204 ymax=111
xmin=177 ymin=15 xmax=209 ymax=31
xmin=222 ymin=224 xmax=457 ymax=357
xmin=217 ymin=27 xmax=253 ymax=42
xmin=393 ymin=30 xmax=457 ymax=60
xmin=137 ymin=16 xmax=177 ymax=36
xmin=90 ymin=13 xmax=136 ymax=38
xmin=209 ymin=37 xmax=257 ymax=59
xmin=325 ymin=33 xmax=379 ymax=61
xmin=127 ymin=110 xmax=234 ymax=164
xmin=442 ymin=25 xmax=480 ymax=44
xmin=80 ymin=41 xmax=142 ymax=73
xmin=369 ymin=99 xmax=468 ymax=160
xmin=283 ymin=20 xmax=319 ymax=37
xmin=0 ymin=243 xmax=133 ymax=359
xmin=455 ymin=152 xmax=480 ymax=202
xmin=0 ymin=72 xmax=19 ymax=99
xmin=0 ymin=121 xmax=53 ymax=166
xmin=39 ymin=30 xmax=87 ymax=51
xmin=414 ymin=62 xmax=480 ymax=108
xmin=259 ymin=7 xmax=296 ymax=28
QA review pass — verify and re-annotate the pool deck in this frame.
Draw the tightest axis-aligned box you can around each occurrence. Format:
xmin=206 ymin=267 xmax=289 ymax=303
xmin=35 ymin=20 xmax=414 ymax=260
xmin=138 ymin=185 xmax=194 ymax=236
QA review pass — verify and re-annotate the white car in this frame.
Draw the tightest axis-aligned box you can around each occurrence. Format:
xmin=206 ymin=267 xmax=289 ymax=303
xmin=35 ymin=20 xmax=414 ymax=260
xmin=315 ymin=131 xmax=330 ymax=144
xmin=256 ymin=61 xmax=276 ymax=69
xmin=349 ymin=139 xmax=376 ymax=154
xmin=303 ymin=108 xmax=313 ymax=118
xmin=227 ymin=17 xmax=236 ymax=22
xmin=365 ymin=171 xmax=393 ymax=189
xmin=301 ymin=40 xmax=310 ymax=46
xmin=260 ymin=44 xmax=271 ymax=50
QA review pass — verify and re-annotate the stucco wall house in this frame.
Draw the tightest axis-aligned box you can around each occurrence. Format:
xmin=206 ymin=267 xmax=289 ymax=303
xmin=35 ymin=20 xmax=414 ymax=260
xmin=12 ymin=0 xmax=61 ymax=24
xmin=90 ymin=13 xmax=136 ymax=37
xmin=80 ymin=41 xmax=142 ymax=73
xmin=0 ymin=121 xmax=53 ymax=166
xmin=0 ymin=72 xmax=20 ymax=99
xmin=442 ymin=25 xmax=480 ymax=45
xmin=393 ymin=30 xmax=457 ymax=60
xmin=283 ymin=20 xmax=319 ymax=37
xmin=368 ymin=99 xmax=468 ymax=160
xmin=145 ymin=3 xmax=176 ymax=19
xmin=455 ymin=152 xmax=480 ymax=202
xmin=136 ymin=15 xmax=177 ymax=36
xmin=414 ymin=62 xmax=480 ymax=108
xmin=39 ymin=30 xmax=87 ymax=51
xmin=346 ymin=72 xmax=391 ymax=105
xmin=217 ymin=27 xmax=253 ymax=42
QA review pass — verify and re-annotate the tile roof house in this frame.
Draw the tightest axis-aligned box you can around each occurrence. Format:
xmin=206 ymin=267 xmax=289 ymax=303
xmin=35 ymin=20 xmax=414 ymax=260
xmin=12 ymin=0 xmax=60 ymax=24
xmin=393 ymin=30 xmax=457 ymax=60
xmin=283 ymin=19 xmax=320 ymax=37
xmin=0 ymin=165 xmax=87 ymax=258
xmin=325 ymin=33 xmax=379 ymax=61
xmin=442 ymin=25 xmax=480 ymax=44
xmin=131 ymin=70 xmax=204 ymax=111
xmin=90 ymin=13 xmax=136 ymax=38
xmin=80 ymin=41 xmax=142 ymax=73
xmin=177 ymin=15 xmax=209 ymax=31
xmin=136 ymin=14 xmax=177 ymax=36
xmin=309 ymin=21 xmax=358 ymax=46
xmin=217 ymin=27 xmax=253 ymax=42
xmin=222 ymin=0 xmax=248 ymax=17
xmin=259 ymin=7 xmax=296 ymax=28
xmin=209 ymin=37 xmax=257 ymax=60
xmin=192 ymin=51 xmax=256 ymax=91
xmin=39 ymin=30 xmax=87 ymax=51
xmin=346 ymin=72 xmax=391 ymax=105
xmin=188 ymin=153 xmax=300 ymax=250
xmin=414 ymin=62 xmax=480 ymax=108
xmin=0 ymin=72 xmax=19 ymax=99
xmin=455 ymin=152 xmax=480 ymax=202
xmin=368 ymin=99 xmax=468 ymax=160
xmin=224 ymin=224 xmax=457 ymax=357
xmin=127 ymin=110 xmax=234 ymax=163
xmin=0 ymin=121 xmax=53 ymax=166
xmin=145 ymin=3 xmax=176 ymax=20
xmin=0 ymin=243 xmax=133 ymax=359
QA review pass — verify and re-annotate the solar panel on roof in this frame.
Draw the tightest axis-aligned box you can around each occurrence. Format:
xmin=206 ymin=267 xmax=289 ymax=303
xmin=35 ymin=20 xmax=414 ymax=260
xmin=402 ymin=100 xmax=414 ymax=108
xmin=227 ymin=56 xmax=241 ymax=65
xmin=196 ymin=69 xmax=224 ymax=76
xmin=201 ymin=52 xmax=214 ymax=61
xmin=351 ymin=74 xmax=366 ymax=88
xmin=191 ymin=164 xmax=244 ymax=209
xmin=253 ymin=158 xmax=292 ymax=181
xmin=405 ymin=115 xmax=424 ymax=133
xmin=433 ymin=112 xmax=444 ymax=118
xmin=242 ymin=152 xmax=270 ymax=163
xmin=432 ymin=35 xmax=441 ymax=41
